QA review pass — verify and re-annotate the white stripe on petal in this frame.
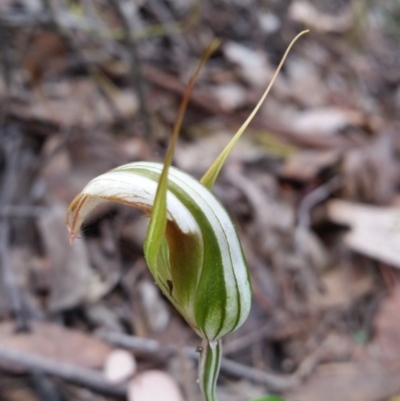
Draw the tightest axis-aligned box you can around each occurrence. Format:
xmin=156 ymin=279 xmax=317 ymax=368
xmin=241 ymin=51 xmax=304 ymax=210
xmin=71 ymin=170 xmax=200 ymax=238
xmin=118 ymin=162 xmax=251 ymax=338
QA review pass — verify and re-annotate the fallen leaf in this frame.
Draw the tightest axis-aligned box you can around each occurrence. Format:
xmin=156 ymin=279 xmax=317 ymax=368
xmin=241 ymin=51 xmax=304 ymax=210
xmin=284 ymin=57 xmax=327 ymax=107
xmin=279 ymin=150 xmax=340 ymax=182
xmin=223 ymin=42 xmax=274 ymax=88
xmin=38 ymin=203 xmax=110 ymax=311
xmin=327 ymin=200 xmax=400 ymax=268
xmin=0 ymin=321 xmax=111 ymax=371
xmin=286 ymin=362 xmax=400 ymax=401
xmin=289 ymin=1 xmax=354 ymax=33
xmin=0 ymin=385 xmax=40 ymax=401
xmin=287 ymin=286 xmax=400 ymax=400
xmin=213 ymin=83 xmax=248 ymax=112
xmin=309 ymin=267 xmax=373 ymax=312
xmin=342 ymin=133 xmax=397 ymax=204
xmin=10 ymin=79 xmax=137 ymax=128
xmin=374 ymin=287 xmax=400 ymax=363
xmin=290 ymin=108 xmax=363 ymax=136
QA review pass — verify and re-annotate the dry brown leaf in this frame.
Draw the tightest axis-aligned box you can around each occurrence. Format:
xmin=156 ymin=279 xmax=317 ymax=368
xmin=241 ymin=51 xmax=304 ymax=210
xmin=38 ymin=203 xmax=111 ymax=311
xmin=279 ymin=150 xmax=340 ymax=182
xmin=0 ymin=385 xmax=40 ymax=401
xmin=286 ymin=361 xmax=400 ymax=401
xmin=327 ymin=200 xmax=400 ymax=268
xmin=284 ymin=57 xmax=327 ymax=107
xmin=10 ymin=79 xmax=137 ymax=128
xmin=22 ymin=29 xmax=68 ymax=85
xmin=342 ymin=133 xmax=397 ymax=204
xmin=374 ymin=287 xmax=400 ymax=363
xmin=287 ymin=288 xmax=400 ymax=401
xmin=309 ymin=267 xmax=373 ymax=312
xmin=0 ymin=321 xmax=112 ymax=372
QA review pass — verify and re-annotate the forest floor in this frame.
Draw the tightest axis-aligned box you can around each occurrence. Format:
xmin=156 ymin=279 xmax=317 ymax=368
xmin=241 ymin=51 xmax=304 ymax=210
xmin=1 ymin=1 xmax=400 ymax=401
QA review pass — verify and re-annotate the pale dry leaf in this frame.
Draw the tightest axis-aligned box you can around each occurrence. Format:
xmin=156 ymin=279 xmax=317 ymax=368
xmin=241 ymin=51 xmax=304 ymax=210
xmin=223 ymin=42 xmax=274 ymax=88
xmin=258 ymin=12 xmax=281 ymax=34
xmin=38 ymin=203 xmax=109 ymax=311
xmin=213 ymin=83 xmax=248 ymax=112
xmin=291 ymin=108 xmax=363 ymax=136
xmin=289 ymin=1 xmax=354 ymax=33
xmin=284 ymin=57 xmax=327 ymax=107
xmin=327 ymin=200 xmax=400 ymax=268
xmin=127 ymin=370 xmax=185 ymax=401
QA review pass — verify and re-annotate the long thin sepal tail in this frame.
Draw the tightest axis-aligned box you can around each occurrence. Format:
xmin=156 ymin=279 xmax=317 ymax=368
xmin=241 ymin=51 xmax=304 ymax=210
xmin=200 ymin=30 xmax=309 ymax=190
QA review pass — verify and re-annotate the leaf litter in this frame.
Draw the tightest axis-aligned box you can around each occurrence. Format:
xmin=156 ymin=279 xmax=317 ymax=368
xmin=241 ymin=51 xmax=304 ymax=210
xmin=1 ymin=1 xmax=400 ymax=401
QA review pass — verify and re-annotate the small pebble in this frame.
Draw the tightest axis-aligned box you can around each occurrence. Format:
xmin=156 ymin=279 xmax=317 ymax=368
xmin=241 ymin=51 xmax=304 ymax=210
xmin=104 ymin=349 xmax=136 ymax=384
xmin=127 ymin=370 xmax=185 ymax=401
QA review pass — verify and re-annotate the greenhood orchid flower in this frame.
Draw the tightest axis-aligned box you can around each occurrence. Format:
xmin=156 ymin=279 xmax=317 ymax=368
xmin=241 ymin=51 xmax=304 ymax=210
xmin=67 ymin=161 xmax=251 ymax=341
xmin=67 ymin=31 xmax=308 ymax=401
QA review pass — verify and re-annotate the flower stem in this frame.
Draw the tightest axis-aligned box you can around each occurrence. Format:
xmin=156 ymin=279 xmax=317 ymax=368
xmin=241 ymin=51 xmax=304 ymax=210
xmin=198 ymin=339 xmax=222 ymax=401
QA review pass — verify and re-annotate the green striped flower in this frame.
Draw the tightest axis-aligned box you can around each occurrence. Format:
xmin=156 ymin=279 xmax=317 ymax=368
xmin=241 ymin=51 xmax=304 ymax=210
xmin=67 ymin=161 xmax=251 ymax=342
xmin=67 ymin=31 xmax=307 ymax=401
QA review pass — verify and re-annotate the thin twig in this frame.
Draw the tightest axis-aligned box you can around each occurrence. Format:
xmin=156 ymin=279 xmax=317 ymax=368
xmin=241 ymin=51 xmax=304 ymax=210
xmin=297 ymin=176 xmax=343 ymax=229
xmin=0 ymin=206 xmax=45 ymax=218
xmin=109 ymin=0 xmax=152 ymax=139
xmin=0 ymin=345 xmax=125 ymax=398
xmin=294 ymin=176 xmax=343 ymax=294
xmin=0 ymin=17 xmax=11 ymax=126
xmin=97 ymin=330 xmax=299 ymax=392
xmin=0 ymin=131 xmax=28 ymax=331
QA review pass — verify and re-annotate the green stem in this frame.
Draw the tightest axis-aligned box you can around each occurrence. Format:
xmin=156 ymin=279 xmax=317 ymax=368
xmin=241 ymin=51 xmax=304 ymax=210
xmin=198 ymin=339 xmax=222 ymax=401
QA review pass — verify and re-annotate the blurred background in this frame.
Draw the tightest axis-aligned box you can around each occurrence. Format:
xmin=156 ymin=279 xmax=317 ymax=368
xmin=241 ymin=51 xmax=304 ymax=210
xmin=1 ymin=0 xmax=400 ymax=400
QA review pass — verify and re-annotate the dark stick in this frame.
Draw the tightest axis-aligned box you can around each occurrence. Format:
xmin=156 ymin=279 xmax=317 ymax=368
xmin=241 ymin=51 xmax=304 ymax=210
xmin=109 ymin=0 xmax=152 ymax=140
xmin=0 ymin=131 xmax=28 ymax=331
xmin=0 ymin=345 xmax=126 ymax=398
xmin=97 ymin=330 xmax=298 ymax=392
xmin=294 ymin=176 xmax=343 ymax=294
xmin=0 ymin=17 xmax=11 ymax=126
xmin=31 ymin=371 xmax=63 ymax=401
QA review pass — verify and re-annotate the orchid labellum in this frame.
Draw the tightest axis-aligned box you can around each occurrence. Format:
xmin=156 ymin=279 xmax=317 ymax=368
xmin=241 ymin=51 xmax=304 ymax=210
xmin=67 ymin=32 xmax=308 ymax=401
